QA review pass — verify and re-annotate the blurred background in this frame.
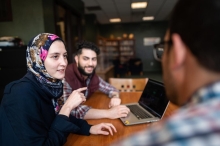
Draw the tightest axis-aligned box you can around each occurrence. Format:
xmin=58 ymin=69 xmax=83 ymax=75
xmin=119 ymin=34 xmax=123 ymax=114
xmin=0 ymin=0 xmax=178 ymax=100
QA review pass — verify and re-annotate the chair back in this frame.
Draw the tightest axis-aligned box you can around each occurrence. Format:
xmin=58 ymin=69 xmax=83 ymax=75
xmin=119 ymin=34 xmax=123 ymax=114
xmin=109 ymin=78 xmax=148 ymax=92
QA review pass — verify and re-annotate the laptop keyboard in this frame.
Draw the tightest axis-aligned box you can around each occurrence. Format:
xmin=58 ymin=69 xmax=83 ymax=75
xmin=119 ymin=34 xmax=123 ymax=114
xmin=127 ymin=105 xmax=152 ymax=119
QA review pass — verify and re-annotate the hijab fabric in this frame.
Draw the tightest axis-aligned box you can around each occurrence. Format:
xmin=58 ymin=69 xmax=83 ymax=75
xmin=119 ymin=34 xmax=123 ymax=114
xmin=26 ymin=33 xmax=64 ymax=113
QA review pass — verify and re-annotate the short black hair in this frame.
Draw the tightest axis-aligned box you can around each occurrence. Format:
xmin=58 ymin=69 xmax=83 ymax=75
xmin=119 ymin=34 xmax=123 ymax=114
xmin=169 ymin=0 xmax=220 ymax=72
xmin=75 ymin=40 xmax=100 ymax=55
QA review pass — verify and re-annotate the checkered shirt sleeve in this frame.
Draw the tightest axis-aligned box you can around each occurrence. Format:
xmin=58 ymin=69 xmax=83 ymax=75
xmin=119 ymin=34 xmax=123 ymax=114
xmin=112 ymin=99 xmax=220 ymax=146
xmin=111 ymin=81 xmax=220 ymax=146
xmin=62 ymin=78 xmax=91 ymax=119
xmin=98 ymin=77 xmax=119 ymax=98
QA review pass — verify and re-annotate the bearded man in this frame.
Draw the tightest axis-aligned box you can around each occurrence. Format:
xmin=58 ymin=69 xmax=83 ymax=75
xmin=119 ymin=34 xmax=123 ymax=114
xmin=62 ymin=41 xmax=130 ymax=120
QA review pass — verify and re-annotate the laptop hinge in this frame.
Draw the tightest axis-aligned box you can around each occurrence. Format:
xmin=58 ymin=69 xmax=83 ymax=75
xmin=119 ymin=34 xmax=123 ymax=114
xmin=139 ymin=102 xmax=162 ymax=118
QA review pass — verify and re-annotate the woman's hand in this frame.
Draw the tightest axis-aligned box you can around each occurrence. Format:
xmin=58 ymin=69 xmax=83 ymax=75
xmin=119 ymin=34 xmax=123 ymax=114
xmin=66 ymin=87 xmax=87 ymax=108
xmin=59 ymin=87 xmax=87 ymax=117
xmin=90 ymin=123 xmax=117 ymax=136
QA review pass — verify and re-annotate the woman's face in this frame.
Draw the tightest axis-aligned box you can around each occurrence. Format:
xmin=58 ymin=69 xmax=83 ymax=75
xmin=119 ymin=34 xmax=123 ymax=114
xmin=44 ymin=40 xmax=67 ymax=80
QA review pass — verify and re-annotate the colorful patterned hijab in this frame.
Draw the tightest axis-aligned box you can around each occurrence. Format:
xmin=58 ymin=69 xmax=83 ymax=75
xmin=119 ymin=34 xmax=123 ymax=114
xmin=26 ymin=33 xmax=64 ymax=99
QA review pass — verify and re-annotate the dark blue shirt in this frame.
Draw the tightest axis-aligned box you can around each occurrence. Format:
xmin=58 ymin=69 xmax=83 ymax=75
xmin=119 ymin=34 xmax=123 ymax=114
xmin=0 ymin=72 xmax=91 ymax=146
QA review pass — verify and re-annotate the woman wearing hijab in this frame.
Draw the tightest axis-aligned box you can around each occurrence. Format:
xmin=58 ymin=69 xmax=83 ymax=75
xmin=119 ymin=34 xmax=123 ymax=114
xmin=0 ymin=33 xmax=116 ymax=146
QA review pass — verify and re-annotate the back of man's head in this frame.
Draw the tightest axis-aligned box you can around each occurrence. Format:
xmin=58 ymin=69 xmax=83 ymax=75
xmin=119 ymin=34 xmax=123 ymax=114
xmin=75 ymin=40 xmax=100 ymax=56
xmin=170 ymin=0 xmax=220 ymax=72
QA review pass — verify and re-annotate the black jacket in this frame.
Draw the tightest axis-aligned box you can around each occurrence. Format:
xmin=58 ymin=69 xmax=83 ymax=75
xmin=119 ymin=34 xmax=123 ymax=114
xmin=0 ymin=72 xmax=91 ymax=146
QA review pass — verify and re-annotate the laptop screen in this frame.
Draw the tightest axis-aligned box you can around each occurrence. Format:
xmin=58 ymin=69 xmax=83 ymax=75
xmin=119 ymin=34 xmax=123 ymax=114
xmin=138 ymin=79 xmax=169 ymax=118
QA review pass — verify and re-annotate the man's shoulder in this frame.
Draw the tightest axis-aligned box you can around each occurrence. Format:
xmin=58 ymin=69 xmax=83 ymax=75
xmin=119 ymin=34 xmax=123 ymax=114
xmin=97 ymin=76 xmax=112 ymax=86
xmin=97 ymin=76 xmax=105 ymax=84
xmin=65 ymin=63 xmax=76 ymax=78
xmin=66 ymin=62 xmax=75 ymax=70
xmin=167 ymin=98 xmax=220 ymax=127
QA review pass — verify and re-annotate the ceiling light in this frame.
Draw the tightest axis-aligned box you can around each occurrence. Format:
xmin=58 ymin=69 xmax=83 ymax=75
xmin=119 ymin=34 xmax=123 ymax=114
xmin=131 ymin=2 xmax=147 ymax=9
xmin=109 ymin=18 xmax=121 ymax=23
xmin=143 ymin=16 xmax=154 ymax=21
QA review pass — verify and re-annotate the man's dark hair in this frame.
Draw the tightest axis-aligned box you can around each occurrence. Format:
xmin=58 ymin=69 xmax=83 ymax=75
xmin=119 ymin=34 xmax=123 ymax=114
xmin=169 ymin=0 xmax=220 ymax=72
xmin=75 ymin=40 xmax=100 ymax=55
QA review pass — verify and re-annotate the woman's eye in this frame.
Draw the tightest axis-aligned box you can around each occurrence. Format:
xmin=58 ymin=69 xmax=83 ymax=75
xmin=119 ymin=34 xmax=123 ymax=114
xmin=52 ymin=55 xmax=58 ymax=59
xmin=64 ymin=54 xmax=68 ymax=58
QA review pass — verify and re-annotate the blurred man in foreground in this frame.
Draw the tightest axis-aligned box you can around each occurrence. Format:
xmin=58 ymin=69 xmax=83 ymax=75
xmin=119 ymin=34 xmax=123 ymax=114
xmin=111 ymin=0 xmax=220 ymax=145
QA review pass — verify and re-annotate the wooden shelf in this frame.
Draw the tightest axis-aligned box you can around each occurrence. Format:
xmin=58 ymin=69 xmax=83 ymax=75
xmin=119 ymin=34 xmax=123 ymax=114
xmin=97 ymin=37 xmax=135 ymax=65
xmin=97 ymin=37 xmax=135 ymax=78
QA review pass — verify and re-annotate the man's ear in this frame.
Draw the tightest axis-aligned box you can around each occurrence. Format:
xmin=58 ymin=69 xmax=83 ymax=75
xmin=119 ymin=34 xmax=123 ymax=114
xmin=74 ymin=55 xmax=79 ymax=64
xmin=171 ymin=33 xmax=187 ymax=69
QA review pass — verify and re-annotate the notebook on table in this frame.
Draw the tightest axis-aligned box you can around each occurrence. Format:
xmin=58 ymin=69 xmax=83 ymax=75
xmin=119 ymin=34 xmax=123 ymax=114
xmin=120 ymin=78 xmax=169 ymax=126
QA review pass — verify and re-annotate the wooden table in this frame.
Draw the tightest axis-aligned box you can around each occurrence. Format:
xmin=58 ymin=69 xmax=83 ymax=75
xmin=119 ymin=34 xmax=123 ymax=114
xmin=64 ymin=92 xmax=179 ymax=146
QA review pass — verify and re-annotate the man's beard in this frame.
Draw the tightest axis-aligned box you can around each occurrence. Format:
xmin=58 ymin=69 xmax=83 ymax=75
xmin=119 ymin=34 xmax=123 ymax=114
xmin=77 ymin=62 xmax=96 ymax=76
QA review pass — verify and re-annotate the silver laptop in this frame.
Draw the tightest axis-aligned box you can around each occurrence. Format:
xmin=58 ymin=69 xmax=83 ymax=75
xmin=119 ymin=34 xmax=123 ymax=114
xmin=120 ymin=78 xmax=169 ymax=126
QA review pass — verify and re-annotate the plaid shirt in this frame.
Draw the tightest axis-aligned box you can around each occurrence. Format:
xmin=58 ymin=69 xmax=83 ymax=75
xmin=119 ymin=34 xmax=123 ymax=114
xmin=62 ymin=77 xmax=118 ymax=119
xmin=111 ymin=81 xmax=220 ymax=146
